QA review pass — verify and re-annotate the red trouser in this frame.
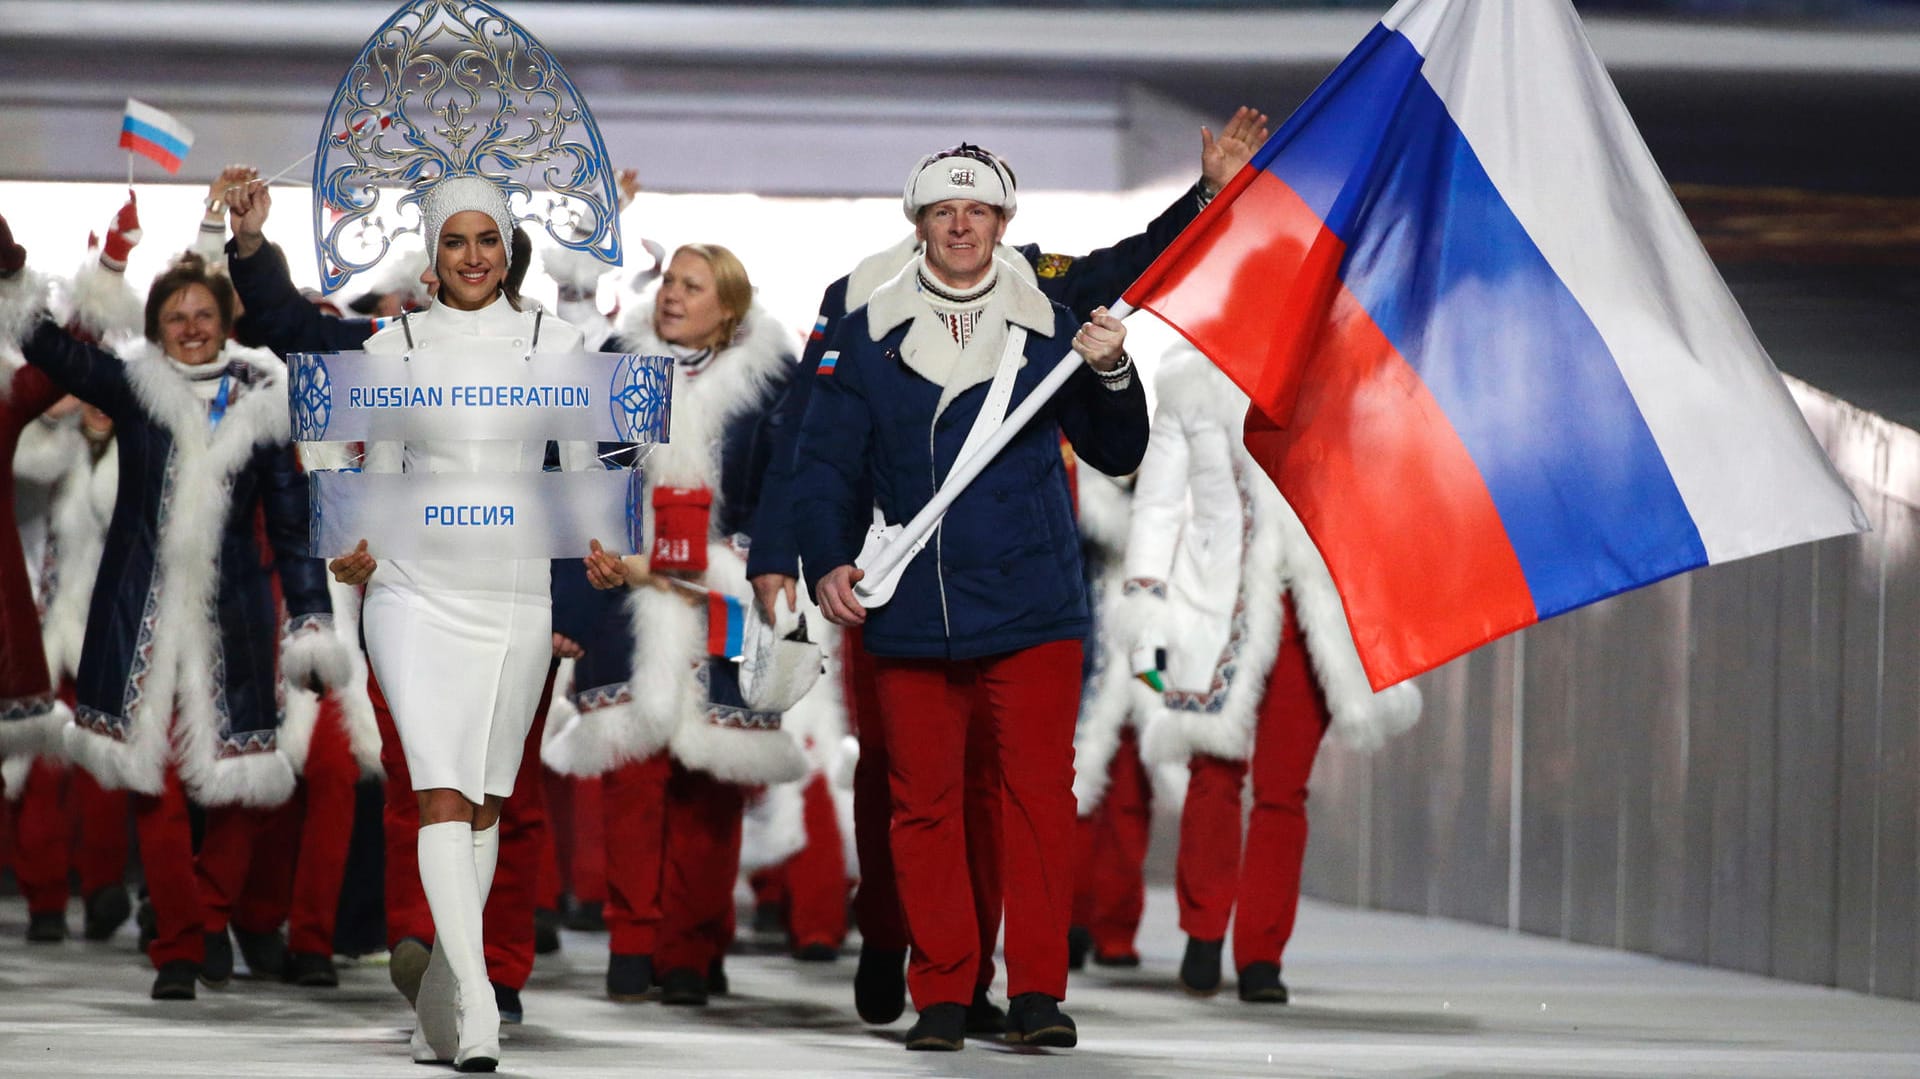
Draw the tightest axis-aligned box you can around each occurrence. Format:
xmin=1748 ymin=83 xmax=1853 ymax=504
xmin=847 ymin=629 xmax=1003 ymax=990
xmin=371 ymin=662 xmax=557 ymax=990
xmin=655 ymin=760 xmax=743 ymax=975
xmin=1175 ymin=599 xmax=1329 ymax=972
xmin=1071 ymin=726 xmax=1152 ymax=958
xmin=872 ymin=640 xmax=1082 ymax=1008
xmin=543 ymin=772 xmax=607 ymax=908
xmin=230 ymin=698 xmax=360 ymax=955
xmin=11 ymin=758 xmax=73 ymax=914
xmin=753 ymin=773 xmax=849 ymax=950
xmin=134 ymin=766 xmax=260 ymax=968
xmin=601 ymin=750 xmax=671 ymax=956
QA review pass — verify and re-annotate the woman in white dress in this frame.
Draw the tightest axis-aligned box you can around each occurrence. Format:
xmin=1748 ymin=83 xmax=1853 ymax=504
xmin=328 ymin=176 xmax=625 ymax=1072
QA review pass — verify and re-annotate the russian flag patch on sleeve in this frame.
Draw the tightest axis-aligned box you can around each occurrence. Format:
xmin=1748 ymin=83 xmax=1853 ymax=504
xmin=817 ymin=350 xmax=839 ymax=376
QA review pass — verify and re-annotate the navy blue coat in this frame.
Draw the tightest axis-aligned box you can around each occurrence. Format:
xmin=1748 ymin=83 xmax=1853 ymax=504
xmin=22 ymin=323 xmax=328 ymax=758
xmin=229 ymin=240 xmax=377 ymax=355
xmin=792 ymin=301 xmax=1148 ymax=660
xmin=747 ymin=183 xmax=1204 ymax=582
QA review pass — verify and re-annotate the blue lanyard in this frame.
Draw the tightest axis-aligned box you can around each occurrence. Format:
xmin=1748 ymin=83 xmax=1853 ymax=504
xmin=207 ymin=372 xmax=232 ymax=431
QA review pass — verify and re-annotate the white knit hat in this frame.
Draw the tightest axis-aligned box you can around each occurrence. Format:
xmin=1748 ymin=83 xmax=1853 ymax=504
xmin=902 ymin=144 xmax=1017 ymax=222
xmin=421 ymin=175 xmax=515 ymax=253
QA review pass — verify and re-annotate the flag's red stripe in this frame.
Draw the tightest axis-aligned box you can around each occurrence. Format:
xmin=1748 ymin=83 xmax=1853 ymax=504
xmin=706 ymin=592 xmax=728 ymax=657
xmin=117 ymin=131 xmax=183 ymax=174
xmin=1134 ymin=172 xmax=1539 ymax=688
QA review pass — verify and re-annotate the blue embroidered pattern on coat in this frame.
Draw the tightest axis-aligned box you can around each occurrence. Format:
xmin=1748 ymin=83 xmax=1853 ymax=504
xmin=121 ymin=448 xmax=179 ymax=721
xmin=694 ymin=663 xmax=782 ymax=732
xmin=572 ymin=682 xmax=633 ymax=715
xmin=75 ymin=705 xmax=130 ymax=741
xmin=1164 ymin=464 xmax=1257 ymax=717
xmin=0 ymin=694 xmax=56 ymax=722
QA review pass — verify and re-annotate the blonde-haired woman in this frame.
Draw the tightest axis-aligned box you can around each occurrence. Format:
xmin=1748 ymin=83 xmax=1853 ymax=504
xmin=544 ymin=241 xmax=808 ymax=1005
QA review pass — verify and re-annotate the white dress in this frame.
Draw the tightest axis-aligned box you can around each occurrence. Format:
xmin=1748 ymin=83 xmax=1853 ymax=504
xmin=359 ymin=296 xmax=588 ymax=802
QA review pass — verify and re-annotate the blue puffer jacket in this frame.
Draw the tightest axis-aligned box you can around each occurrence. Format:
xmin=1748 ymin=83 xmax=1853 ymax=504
xmin=792 ymin=267 xmax=1148 ymax=661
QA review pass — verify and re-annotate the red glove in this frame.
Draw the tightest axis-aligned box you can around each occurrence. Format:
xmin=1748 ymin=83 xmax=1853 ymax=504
xmin=650 ymin=486 xmax=714 ymax=574
xmin=0 ymin=212 xmax=24 ymax=277
xmin=100 ymin=190 xmax=142 ymax=271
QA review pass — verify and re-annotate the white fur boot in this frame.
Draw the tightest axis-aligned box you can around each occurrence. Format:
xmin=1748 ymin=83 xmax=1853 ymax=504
xmin=415 ymin=820 xmax=500 ymax=1072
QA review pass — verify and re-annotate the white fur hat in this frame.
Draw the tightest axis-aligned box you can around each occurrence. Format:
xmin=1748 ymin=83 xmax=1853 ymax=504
xmin=421 ymin=175 xmax=515 ymax=254
xmin=902 ymin=144 xmax=1017 ymax=223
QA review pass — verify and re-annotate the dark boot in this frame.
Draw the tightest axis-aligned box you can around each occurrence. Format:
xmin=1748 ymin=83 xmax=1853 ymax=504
xmin=1237 ymin=962 xmax=1289 ymax=1004
xmin=1005 ymin=993 xmax=1077 ymax=1048
xmin=284 ymin=951 xmax=339 ymax=988
xmin=26 ymin=910 xmax=68 ymax=943
xmin=151 ymin=960 xmax=198 ymax=1000
xmin=606 ymin=953 xmax=654 ymax=1002
xmin=706 ymin=957 xmax=729 ymax=997
xmin=533 ymin=907 xmax=562 ymax=955
xmin=659 ymin=966 xmax=708 ymax=1006
xmin=135 ymin=899 xmax=155 ymax=952
xmin=200 ymin=930 xmax=234 ymax=988
xmin=1092 ymin=948 xmax=1141 ymax=968
xmin=854 ymin=947 xmax=907 ymax=1025
xmin=964 ymin=987 xmax=1006 ymax=1035
xmin=83 ymin=887 xmax=131 ymax=941
xmin=904 ymin=1003 xmax=966 ymax=1051
xmin=1066 ymin=925 xmax=1092 ymax=971
xmin=1179 ymin=936 xmax=1223 ymax=996
xmin=492 ymin=981 xmax=523 ymax=1024
xmin=792 ymin=942 xmax=839 ymax=963
xmin=233 ymin=926 xmax=287 ymax=979
xmin=562 ymin=899 xmax=605 ymax=932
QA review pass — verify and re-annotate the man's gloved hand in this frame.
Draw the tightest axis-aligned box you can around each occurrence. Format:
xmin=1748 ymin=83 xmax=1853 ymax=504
xmin=100 ymin=190 xmax=143 ymax=271
xmin=0 ymin=212 xmax=25 ymax=278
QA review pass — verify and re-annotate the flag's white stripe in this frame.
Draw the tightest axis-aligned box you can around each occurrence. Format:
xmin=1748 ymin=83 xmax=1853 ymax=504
xmin=1385 ymin=0 xmax=1866 ymax=562
xmin=124 ymin=98 xmax=196 ymax=149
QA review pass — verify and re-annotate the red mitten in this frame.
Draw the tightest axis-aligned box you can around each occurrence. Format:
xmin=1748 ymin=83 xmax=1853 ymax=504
xmin=650 ymin=486 xmax=713 ymax=574
xmin=0 ymin=213 xmax=24 ymax=277
xmin=100 ymin=190 xmax=142 ymax=271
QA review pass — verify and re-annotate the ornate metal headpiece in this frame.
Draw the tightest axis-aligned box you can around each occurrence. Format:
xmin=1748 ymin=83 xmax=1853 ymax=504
xmin=311 ymin=0 xmax=622 ymax=293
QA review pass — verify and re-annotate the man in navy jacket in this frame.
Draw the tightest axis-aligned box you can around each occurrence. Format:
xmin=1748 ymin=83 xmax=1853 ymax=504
xmin=793 ymin=148 xmax=1148 ymax=1052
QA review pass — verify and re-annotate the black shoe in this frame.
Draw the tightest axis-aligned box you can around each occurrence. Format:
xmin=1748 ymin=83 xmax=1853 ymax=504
xmin=1066 ymin=925 xmax=1092 ymax=971
xmin=26 ymin=910 xmax=69 ymax=943
xmin=388 ymin=936 xmax=430 ymax=1005
xmin=1092 ymin=949 xmax=1141 ymax=968
xmin=284 ymin=951 xmax=338 ymax=988
xmin=1179 ymin=936 xmax=1223 ymax=996
xmin=562 ymin=899 xmax=605 ymax=933
xmin=493 ymin=981 xmax=523 ymax=1024
xmin=233 ymin=926 xmax=287 ymax=979
xmin=534 ymin=907 xmax=562 ymax=955
xmin=659 ymin=966 xmax=708 ymax=1006
xmin=606 ymin=952 xmax=654 ymax=1001
xmin=854 ymin=947 xmax=907 ymax=1025
xmin=135 ymin=899 xmax=156 ymax=953
xmin=83 ymin=888 xmax=131 ymax=941
xmin=904 ymin=1002 xmax=966 ymax=1051
xmin=792 ymin=942 xmax=839 ymax=963
xmin=706 ymin=957 xmax=729 ymax=997
xmin=200 ymin=930 xmax=233 ymax=988
xmin=751 ymin=899 xmax=786 ymax=938
xmin=965 ymin=987 xmax=1006 ymax=1035
xmin=151 ymin=960 xmax=198 ymax=1001
xmin=1237 ymin=962 xmax=1290 ymax=1004
xmin=1005 ymin=992 xmax=1077 ymax=1048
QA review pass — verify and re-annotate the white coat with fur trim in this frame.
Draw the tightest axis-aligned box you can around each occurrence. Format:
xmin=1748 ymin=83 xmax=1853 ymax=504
xmin=1120 ymin=349 xmax=1421 ymax=766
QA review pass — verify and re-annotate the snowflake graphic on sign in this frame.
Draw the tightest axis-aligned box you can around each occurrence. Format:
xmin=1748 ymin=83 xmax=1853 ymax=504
xmin=609 ymin=353 xmax=671 ymax=444
xmin=290 ymin=354 xmax=334 ymax=442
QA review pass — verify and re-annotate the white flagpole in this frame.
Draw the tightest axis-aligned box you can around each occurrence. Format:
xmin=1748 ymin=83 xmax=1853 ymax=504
xmin=853 ymin=300 xmax=1135 ymax=601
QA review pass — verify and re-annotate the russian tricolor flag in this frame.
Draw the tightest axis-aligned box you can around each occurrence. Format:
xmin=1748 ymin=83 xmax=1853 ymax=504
xmin=118 ymin=99 xmax=194 ymax=174
xmin=1124 ymin=0 xmax=1868 ymax=689
xmin=707 ymin=592 xmax=747 ymax=660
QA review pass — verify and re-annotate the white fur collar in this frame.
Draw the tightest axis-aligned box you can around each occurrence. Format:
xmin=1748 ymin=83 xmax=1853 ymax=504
xmin=864 ymin=254 xmax=1054 ymax=341
xmin=846 ymin=235 xmax=1041 ymax=313
xmin=119 ymin=339 xmax=290 ymax=455
xmin=866 ymin=255 xmax=1058 ymax=416
xmin=619 ymin=299 xmax=794 ymax=491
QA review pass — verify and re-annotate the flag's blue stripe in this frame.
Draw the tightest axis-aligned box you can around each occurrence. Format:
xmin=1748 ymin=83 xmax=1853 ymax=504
xmin=722 ymin=595 xmax=745 ymax=658
xmin=1262 ymin=27 xmax=1708 ymax=618
xmin=121 ymin=116 xmax=191 ymax=160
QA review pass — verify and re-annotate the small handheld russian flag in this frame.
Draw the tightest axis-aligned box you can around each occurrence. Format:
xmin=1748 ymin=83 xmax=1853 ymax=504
xmin=706 ymin=592 xmax=747 ymax=661
xmin=119 ymin=99 xmax=195 ymax=175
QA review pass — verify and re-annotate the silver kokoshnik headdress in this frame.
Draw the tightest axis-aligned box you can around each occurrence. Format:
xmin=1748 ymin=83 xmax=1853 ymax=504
xmin=311 ymin=0 xmax=623 ymax=292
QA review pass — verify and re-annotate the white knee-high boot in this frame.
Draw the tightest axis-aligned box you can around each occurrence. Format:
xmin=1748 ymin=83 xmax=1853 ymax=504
xmin=413 ymin=822 xmax=506 ymax=1065
xmin=416 ymin=820 xmax=500 ymax=1071
xmin=473 ymin=822 xmax=499 ymax=904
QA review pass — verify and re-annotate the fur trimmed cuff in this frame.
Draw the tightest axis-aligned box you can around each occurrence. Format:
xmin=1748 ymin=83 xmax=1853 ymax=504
xmin=0 ymin=700 xmax=71 ymax=759
xmin=0 ymin=268 xmax=50 ymax=353
xmin=739 ymin=780 xmax=807 ymax=873
xmin=281 ymin=617 xmax=353 ymax=692
xmin=668 ymin=718 xmax=809 ymax=786
xmin=63 ymin=259 xmax=143 ymax=344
